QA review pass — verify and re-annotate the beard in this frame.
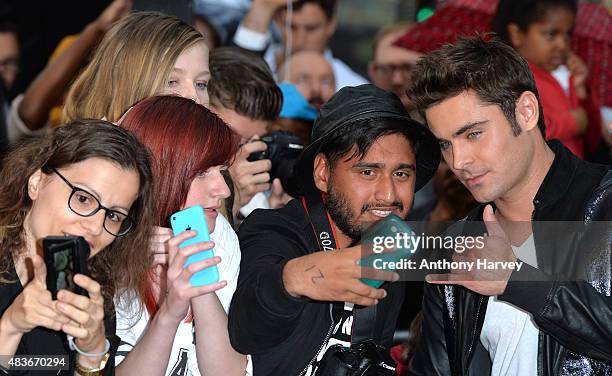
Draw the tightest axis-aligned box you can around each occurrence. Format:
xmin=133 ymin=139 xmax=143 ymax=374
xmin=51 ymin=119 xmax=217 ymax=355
xmin=325 ymin=178 xmax=405 ymax=243
xmin=325 ymin=186 xmax=362 ymax=242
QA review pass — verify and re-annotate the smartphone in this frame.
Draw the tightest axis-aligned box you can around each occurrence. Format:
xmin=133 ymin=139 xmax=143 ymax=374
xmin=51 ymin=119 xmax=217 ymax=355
xmin=358 ymin=215 xmax=417 ymax=288
xmin=170 ymin=205 xmax=219 ymax=286
xmin=43 ymin=236 xmax=90 ymax=299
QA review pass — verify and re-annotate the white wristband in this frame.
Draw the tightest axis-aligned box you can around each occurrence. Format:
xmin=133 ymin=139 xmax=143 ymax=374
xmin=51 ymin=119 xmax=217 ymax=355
xmin=67 ymin=335 xmax=110 ymax=358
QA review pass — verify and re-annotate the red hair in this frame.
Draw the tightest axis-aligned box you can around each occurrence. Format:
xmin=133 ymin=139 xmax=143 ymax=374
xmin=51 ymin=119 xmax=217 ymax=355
xmin=122 ymin=95 xmax=239 ymax=226
xmin=120 ymin=95 xmax=239 ymax=316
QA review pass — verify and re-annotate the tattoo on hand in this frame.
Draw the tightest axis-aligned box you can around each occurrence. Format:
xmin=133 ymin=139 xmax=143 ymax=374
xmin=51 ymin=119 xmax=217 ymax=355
xmin=311 ymin=269 xmax=324 ymax=284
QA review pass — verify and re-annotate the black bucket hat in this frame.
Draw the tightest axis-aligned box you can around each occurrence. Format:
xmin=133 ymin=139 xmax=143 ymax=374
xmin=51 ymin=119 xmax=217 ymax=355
xmin=296 ymin=84 xmax=440 ymax=194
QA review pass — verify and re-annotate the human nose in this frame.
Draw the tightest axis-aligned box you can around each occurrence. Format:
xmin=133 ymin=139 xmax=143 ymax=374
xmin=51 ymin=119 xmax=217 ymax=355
xmin=292 ymin=29 xmax=306 ymax=51
xmin=556 ymin=34 xmax=570 ymax=52
xmin=80 ymin=210 xmax=106 ymax=236
xmin=180 ymin=82 xmax=201 ymax=105
xmin=311 ymin=80 xmax=322 ymax=96
xmin=210 ymin=173 xmax=231 ymax=200
xmin=374 ymin=174 xmax=397 ymax=203
xmin=391 ymin=68 xmax=406 ymax=85
xmin=450 ymin=144 xmax=473 ymax=171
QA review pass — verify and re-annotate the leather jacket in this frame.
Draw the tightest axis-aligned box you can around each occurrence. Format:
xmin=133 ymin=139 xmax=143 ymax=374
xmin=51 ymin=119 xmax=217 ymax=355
xmin=409 ymin=141 xmax=612 ymax=375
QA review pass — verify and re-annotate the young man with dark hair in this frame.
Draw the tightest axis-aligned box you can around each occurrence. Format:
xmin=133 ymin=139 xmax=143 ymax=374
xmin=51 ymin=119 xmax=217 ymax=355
xmin=232 ymin=0 xmax=367 ymax=90
xmin=228 ymin=84 xmax=440 ymax=375
xmin=407 ymin=36 xmax=612 ymax=375
xmin=208 ymin=46 xmax=286 ymax=218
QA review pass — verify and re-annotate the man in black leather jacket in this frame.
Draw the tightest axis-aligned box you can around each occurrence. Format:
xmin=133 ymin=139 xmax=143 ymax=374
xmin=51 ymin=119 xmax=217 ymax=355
xmin=406 ymin=36 xmax=612 ymax=375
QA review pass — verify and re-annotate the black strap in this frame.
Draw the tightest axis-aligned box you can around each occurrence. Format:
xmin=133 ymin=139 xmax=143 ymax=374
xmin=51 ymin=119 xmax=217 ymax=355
xmin=301 ymin=188 xmax=337 ymax=252
xmin=352 ymin=305 xmax=377 ymax=344
xmin=301 ymin=188 xmax=378 ymax=346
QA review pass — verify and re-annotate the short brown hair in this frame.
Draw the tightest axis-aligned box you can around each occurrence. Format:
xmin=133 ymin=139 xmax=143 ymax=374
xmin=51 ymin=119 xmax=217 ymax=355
xmin=408 ymin=35 xmax=545 ymax=137
xmin=208 ymin=47 xmax=282 ymax=121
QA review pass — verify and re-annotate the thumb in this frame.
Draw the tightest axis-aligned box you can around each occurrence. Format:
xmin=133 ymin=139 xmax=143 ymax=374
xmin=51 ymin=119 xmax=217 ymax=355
xmin=31 ymin=254 xmax=47 ymax=288
xmin=483 ymin=205 xmax=508 ymax=241
xmin=271 ymin=178 xmax=283 ymax=197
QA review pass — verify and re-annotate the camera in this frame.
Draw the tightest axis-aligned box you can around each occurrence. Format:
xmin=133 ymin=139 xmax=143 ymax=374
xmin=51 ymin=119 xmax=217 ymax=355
xmin=247 ymin=131 xmax=304 ymax=196
xmin=314 ymin=340 xmax=396 ymax=376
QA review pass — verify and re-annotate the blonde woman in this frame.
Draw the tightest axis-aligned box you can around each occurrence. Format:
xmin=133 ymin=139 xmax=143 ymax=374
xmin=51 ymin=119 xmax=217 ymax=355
xmin=63 ymin=11 xmax=210 ymax=123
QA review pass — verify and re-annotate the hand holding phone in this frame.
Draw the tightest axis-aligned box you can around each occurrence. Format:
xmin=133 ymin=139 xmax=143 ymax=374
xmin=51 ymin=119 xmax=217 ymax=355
xmin=43 ymin=236 xmax=90 ymax=299
xmin=170 ymin=206 xmax=219 ymax=286
xmin=359 ymin=215 xmax=416 ymax=288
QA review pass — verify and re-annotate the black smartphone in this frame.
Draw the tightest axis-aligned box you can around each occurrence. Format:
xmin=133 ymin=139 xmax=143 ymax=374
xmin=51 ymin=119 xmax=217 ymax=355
xmin=43 ymin=236 xmax=90 ymax=299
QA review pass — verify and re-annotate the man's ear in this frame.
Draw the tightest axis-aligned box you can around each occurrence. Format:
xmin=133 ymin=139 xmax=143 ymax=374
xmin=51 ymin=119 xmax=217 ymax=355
xmin=515 ymin=91 xmax=540 ymax=133
xmin=326 ymin=16 xmax=337 ymax=39
xmin=28 ymin=169 xmax=44 ymax=200
xmin=507 ymin=23 xmax=523 ymax=49
xmin=367 ymin=61 xmax=377 ymax=82
xmin=313 ymin=153 xmax=331 ymax=193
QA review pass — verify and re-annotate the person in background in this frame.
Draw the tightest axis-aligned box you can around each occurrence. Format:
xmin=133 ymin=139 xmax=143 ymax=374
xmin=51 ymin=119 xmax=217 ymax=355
xmin=0 ymin=20 xmax=18 ymax=93
xmin=208 ymin=47 xmax=287 ymax=219
xmin=3 ymin=0 xmax=131 ymax=150
xmin=269 ymin=82 xmax=317 ymax=145
xmin=492 ymin=0 xmax=603 ymax=160
xmin=63 ymin=11 xmax=209 ymax=123
xmin=0 ymin=19 xmax=19 ymax=152
xmin=232 ymin=0 xmax=368 ymax=89
xmin=277 ymin=50 xmax=335 ymax=111
xmin=368 ymin=22 xmax=422 ymax=112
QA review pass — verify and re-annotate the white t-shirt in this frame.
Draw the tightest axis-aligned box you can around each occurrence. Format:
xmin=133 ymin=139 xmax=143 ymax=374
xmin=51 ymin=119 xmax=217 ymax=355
xmin=115 ymin=214 xmax=244 ymax=376
xmin=233 ymin=24 xmax=369 ymax=91
xmin=480 ymin=234 xmax=539 ymax=375
xmin=6 ymin=94 xmax=50 ymax=144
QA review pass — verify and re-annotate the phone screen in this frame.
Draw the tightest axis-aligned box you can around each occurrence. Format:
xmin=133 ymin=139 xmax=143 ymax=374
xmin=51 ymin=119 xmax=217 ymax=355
xmin=43 ymin=236 xmax=90 ymax=298
xmin=51 ymin=247 xmax=76 ymax=292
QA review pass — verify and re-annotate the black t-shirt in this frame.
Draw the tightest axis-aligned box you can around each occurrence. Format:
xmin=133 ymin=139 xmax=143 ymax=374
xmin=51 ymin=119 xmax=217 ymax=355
xmin=228 ymin=199 xmax=406 ymax=376
xmin=0 ymin=256 xmax=118 ymax=375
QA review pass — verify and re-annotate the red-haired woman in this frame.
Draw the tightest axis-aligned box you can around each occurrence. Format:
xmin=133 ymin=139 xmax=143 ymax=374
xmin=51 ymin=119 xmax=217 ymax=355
xmin=114 ymin=95 xmax=247 ymax=376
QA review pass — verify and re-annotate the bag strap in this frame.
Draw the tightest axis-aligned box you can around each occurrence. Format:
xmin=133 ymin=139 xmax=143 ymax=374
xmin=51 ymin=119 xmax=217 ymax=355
xmin=352 ymin=304 xmax=377 ymax=344
xmin=301 ymin=189 xmax=378 ymax=346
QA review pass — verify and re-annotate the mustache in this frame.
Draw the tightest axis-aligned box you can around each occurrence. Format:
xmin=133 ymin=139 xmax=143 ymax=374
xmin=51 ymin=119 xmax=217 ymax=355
xmin=361 ymin=201 xmax=404 ymax=214
xmin=309 ymin=96 xmax=324 ymax=107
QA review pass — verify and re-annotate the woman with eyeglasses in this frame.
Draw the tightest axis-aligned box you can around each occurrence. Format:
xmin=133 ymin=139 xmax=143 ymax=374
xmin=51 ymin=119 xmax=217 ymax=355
xmin=115 ymin=95 xmax=247 ymax=376
xmin=0 ymin=120 xmax=154 ymax=375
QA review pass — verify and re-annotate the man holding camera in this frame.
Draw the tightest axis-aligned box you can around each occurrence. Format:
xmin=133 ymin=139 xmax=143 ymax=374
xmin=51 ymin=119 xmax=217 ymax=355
xmin=228 ymin=84 xmax=440 ymax=375
xmin=208 ymin=47 xmax=289 ymax=220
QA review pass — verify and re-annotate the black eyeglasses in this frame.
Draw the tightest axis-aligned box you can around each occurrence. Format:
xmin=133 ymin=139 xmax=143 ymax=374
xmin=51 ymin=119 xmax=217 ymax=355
xmin=51 ymin=168 xmax=135 ymax=237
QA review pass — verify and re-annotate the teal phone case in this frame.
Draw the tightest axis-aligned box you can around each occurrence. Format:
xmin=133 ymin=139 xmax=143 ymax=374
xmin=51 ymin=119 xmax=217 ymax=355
xmin=170 ymin=205 xmax=219 ymax=286
xmin=358 ymin=214 xmax=416 ymax=287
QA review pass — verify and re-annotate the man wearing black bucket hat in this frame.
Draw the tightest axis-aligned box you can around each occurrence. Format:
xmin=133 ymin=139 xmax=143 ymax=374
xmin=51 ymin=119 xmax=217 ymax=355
xmin=228 ymin=84 xmax=440 ymax=376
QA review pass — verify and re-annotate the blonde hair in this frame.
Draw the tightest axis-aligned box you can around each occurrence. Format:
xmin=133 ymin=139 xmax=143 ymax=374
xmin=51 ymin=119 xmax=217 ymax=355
xmin=63 ymin=11 xmax=204 ymax=123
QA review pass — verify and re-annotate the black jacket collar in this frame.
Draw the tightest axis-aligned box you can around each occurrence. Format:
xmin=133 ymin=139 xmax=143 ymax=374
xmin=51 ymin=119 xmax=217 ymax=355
xmin=533 ymin=140 xmax=579 ymax=209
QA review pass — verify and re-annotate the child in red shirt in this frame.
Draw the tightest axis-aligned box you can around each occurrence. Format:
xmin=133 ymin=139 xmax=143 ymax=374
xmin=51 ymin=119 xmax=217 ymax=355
xmin=492 ymin=0 xmax=602 ymax=158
